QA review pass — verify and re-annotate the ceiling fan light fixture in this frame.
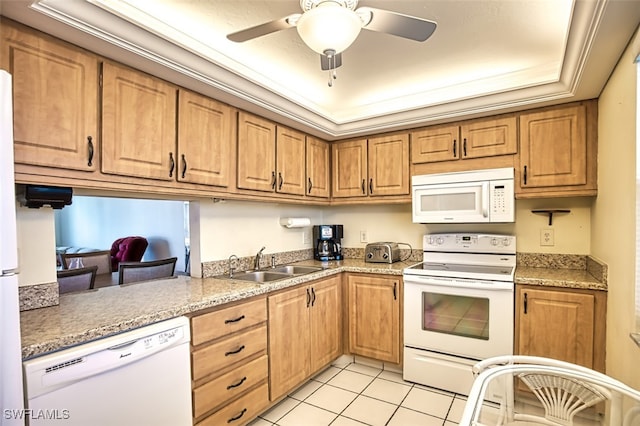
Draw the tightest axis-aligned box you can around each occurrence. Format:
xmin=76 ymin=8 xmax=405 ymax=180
xmin=296 ymin=2 xmax=362 ymax=54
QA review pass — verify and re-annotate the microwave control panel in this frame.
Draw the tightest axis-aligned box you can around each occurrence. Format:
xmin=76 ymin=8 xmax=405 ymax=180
xmin=489 ymin=179 xmax=514 ymax=222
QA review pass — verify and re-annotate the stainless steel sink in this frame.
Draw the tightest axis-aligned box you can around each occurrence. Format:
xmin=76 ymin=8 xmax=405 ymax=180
xmin=224 ymin=264 xmax=323 ymax=283
xmin=230 ymin=271 xmax=291 ymax=283
xmin=270 ymin=265 xmax=323 ymax=275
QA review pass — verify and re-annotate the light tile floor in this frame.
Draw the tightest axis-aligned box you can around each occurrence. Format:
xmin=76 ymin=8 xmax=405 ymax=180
xmin=250 ymin=359 xmax=471 ymax=426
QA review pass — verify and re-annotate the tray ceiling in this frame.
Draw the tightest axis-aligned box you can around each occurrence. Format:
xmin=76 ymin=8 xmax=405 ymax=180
xmin=1 ymin=0 xmax=639 ymax=139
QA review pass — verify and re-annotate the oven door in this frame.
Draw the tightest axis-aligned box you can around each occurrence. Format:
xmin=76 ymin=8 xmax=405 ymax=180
xmin=403 ymin=275 xmax=513 ymax=359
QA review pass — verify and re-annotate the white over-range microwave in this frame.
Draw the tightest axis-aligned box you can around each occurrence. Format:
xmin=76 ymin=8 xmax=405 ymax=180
xmin=412 ymin=167 xmax=515 ymax=223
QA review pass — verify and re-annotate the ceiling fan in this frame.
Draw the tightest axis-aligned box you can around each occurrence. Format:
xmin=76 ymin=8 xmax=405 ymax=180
xmin=227 ymin=0 xmax=437 ymax=86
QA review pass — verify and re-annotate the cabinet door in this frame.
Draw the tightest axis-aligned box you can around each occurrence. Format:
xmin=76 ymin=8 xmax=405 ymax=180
xmin=268 ymin=286 xmax=311 ymax=401
xmin=276 ymin=126 xmax=306 ymax=195
xmin=519 ymin=105 xmax=587 ymax=188
xmin=368 ymin=133 xmax=409 ymax=196
xmin=306 ymin=136 xmax=330 ymax=198
xmin=348 ymin=275 xmax=400 ymax=363
xmin=516 ymin=287 xmax=594 ymax=368
xmin=237 ymin=112 xmax=276 ymax=192
xmin=461 ymin=116 xmax=517 ymax=159
xmin=177 ymin=90 xmax=233 ymax=187
xmin=309 ymin=276 xmax=342 ymax=373
xmin=332 ymin=139 xmax=368 ymax=198
xmin=1 ymin=21 xmax=99 ymax=171
xmin=411 ymin=125 xmax=460 ymax=164
xmin=101 ymin=62 xmax=177 ymax=180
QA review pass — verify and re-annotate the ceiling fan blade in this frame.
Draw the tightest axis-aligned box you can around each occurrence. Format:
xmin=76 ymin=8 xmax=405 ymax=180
xmin=357 ymin=7 xmax=437 ymax=42
xmin=227 ymin=14 xmax=299 ymax=42
xmin=321 ymin=52 xmax=342 ymax=71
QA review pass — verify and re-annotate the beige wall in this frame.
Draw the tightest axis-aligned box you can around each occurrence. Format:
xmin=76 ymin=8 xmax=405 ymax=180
xmin=592 ymin=28 xmax=640 ymax=388
xmin=16 ymin=204 xmax=56 ymax=287
xmin=324 ymin=198 xmax=592 ymax=254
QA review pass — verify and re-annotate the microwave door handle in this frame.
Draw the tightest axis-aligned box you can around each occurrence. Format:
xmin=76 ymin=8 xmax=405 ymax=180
xmin=482 ymin=182 xmax=489 ymax=218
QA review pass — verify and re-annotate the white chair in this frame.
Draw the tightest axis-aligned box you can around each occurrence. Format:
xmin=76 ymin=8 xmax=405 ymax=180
xmin=460 ymin=355 xmax=640 ymax=426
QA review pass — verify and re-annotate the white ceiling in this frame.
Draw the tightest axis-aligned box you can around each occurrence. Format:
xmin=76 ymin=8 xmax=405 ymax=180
xmin=2 ymin=0 xmax=640 ymax=140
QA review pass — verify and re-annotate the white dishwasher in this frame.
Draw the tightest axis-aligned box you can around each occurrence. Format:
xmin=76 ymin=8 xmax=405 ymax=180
xmin=23 ymin=316 xmax=192 ymax=426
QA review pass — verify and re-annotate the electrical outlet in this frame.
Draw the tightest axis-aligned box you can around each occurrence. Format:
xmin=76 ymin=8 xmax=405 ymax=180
xmin=540 ymin=229 xmax=555 ymax=246
xmin=360 ymin=230 xmax=368 ymax=243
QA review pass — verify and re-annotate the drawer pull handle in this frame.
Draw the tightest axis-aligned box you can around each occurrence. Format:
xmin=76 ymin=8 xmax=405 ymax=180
xmin=225 ymin=345 xmax=245 ymax=356
xmin=226 ymin=376 xmax=247 ymax=390
xmin=224 ymin=315 xmax=245 ymax=324
xmin=227 ymin=408 xmax=247 ymax=423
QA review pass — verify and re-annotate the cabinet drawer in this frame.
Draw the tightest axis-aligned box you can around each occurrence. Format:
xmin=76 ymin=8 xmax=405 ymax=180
xmin=196 ymin=382 xmax=269 ymax=426
xmin=193 ymin=355 xmax=268 ymax=418
xmin=192 ymin=325 xmax=267 ymax=381
xmin=192 ymin=298 xmax=267 ymax=346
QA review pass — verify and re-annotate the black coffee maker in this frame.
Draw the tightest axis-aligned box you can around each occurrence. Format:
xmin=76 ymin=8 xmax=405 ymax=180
xmin=313 ymin=225 xmax=343 ymax=261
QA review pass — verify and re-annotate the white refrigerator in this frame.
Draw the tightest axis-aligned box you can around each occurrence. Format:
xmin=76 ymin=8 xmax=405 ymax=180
xmin=0 ymin=69 xmax=25 ymax=425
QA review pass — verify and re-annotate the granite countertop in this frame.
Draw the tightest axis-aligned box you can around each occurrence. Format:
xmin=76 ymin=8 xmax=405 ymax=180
xmin=20 ymin=259 xmax=409 ymax=359
xmin=515 ymin=266 xmax=606 ymax=291
xmin=21 ymin=256 xmax=606 ymax=359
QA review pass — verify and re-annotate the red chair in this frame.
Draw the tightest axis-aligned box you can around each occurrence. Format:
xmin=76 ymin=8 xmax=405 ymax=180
xmin=110 ymin=236 xmax=148 ymax=271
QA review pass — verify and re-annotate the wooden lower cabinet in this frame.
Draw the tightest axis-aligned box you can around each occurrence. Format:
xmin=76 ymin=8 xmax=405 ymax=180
xmin=347 ymin=274 xmax=401 ymax=364
xmin=515 ymin=285 xmax=606 ymax=373
xmin=191 ymin=297 xmax=269 ymax=425
xmin=268 ymin=275 xmax=342 ymax=401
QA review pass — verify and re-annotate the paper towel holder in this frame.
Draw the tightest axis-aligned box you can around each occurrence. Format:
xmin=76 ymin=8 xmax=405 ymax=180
xmin=279 ymin=217 xmax=311 ymax=228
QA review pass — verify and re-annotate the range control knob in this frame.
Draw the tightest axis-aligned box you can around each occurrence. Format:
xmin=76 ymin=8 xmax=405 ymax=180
xmin=436 ymin=237 xmax=444 ymax=245
xmin=383 ymin=253 xmax=389 ymax=259
xmin=366 ymin=252 xmax=373 ymax=259
xmin=502 ymin=238 xmax=511 ymax=246
xmin=428 ymin=237 xmax=435 ymax=245
xmin=490 ymin=238 xmax=499 ymax=246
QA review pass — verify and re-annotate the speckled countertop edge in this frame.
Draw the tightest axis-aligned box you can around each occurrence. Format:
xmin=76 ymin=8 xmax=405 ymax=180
xmin=20 ymin=259 xmax=409 ymax=359
xmin=515 ymin=253 xmax=607 ymax=291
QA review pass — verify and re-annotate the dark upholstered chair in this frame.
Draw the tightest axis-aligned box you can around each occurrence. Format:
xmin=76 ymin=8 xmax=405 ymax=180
xmin=110 ymin=236 xmax=148 ymax=271
xmin=118 ymin=257 xmax=178 ymax=285
xmin=57 ymin=265 xmax=98 ymax=294
xmin=62 ymin=250 xmax=112 ymax=275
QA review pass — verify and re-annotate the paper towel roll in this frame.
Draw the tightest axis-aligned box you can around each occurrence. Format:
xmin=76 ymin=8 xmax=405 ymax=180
xmin=279 ymin=217 xmax=311 ymax=228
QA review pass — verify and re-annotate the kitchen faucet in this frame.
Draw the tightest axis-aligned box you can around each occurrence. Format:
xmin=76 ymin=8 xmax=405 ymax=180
xmin=254 ymin=246 xmax=266 ymax=271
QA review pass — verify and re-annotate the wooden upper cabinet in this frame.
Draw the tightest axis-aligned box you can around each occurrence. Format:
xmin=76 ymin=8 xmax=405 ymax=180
xmin=101 ymin=62 xmax=177 ymax=181
xmin=332 ymin=139 xmax=368 ymax=198
xmin=461 ymin=116 xmax=517 ymax=159
xmin=1 ymin=19 xmax=99 ymax=171
xmin=518 ymin=102 xmax=596 ymax=197
xmin=368 ymin=133 xmax=409 ymax=196
xmin=411 ymin=125 xmax=459 ymax=164
xmin=411 ymin=116 xmax=516 ymax=164
xmin=276 ymin=126 xmax=306 ymax=196
xmin=177 ymin=90 xmax=234 ymax=187
xmin=237 ymin=112 xmax=277 ymax=192
xmin=306 ymin=136 xmax=330 ymax=198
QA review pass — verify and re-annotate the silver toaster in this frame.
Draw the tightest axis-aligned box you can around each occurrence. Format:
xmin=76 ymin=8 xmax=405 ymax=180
xmin=365 ymin=242 xmax=401 ymax=263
